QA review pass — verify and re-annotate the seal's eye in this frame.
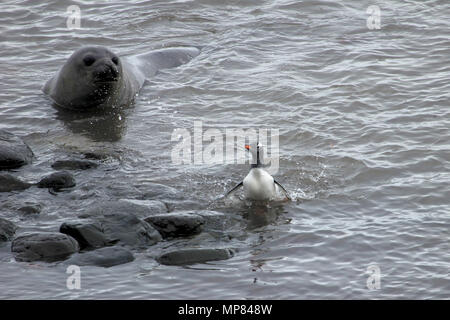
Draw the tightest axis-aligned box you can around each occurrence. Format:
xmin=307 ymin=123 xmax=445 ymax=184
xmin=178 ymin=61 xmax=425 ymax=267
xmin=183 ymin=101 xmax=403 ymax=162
xmin=112 ymin=56 xmax=119 ymax=65
xmin=83 ymin=55 xmax=96 ymax=66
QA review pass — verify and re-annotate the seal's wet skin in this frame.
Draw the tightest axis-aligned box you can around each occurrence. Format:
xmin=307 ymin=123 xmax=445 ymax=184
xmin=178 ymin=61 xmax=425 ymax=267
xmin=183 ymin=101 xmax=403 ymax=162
xmin=43 ymin=46 xmax=200 ymax=110
xmin=45 ymin=46 xmax=200 ymax=141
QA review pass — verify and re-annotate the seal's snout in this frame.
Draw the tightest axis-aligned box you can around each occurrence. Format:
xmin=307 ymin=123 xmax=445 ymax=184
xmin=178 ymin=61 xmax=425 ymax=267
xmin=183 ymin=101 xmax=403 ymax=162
xmin=93 ymin=62 xmax=119 ymax=83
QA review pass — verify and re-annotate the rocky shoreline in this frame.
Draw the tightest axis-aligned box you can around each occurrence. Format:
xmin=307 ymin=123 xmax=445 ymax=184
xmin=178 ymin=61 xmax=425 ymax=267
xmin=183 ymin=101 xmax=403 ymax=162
xmin=0 ymin=129 xmax=235 ymax=268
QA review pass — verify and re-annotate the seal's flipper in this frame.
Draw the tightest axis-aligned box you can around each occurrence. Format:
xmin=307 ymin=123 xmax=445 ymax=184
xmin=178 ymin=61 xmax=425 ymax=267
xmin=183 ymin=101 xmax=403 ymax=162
xmin=274 ymin=179 xmax=291 ymax=200
xmin=224 ymin=181 xmax=243 ymax=198
xmin=142 ymin=47 xmax=200 ymax=70
xmin=127 ymin=47 xmax=200 ymax=83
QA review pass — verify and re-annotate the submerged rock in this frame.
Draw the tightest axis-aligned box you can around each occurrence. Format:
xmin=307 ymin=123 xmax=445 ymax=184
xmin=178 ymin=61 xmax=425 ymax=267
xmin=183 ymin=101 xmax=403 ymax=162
xmin=51 ymin=159 xmax=98 ymax=170
xmin=0 ymin=130 xmax=34 ymax=170
xmin=144 ymin=212 xmax=204 ymax=238
xmin=195 ymin=210 xmax=232 ymax=232
xmin=0 ymin=218 xmax=17 ymax=242
xmin=11 ymin=232 xmax=79 ymax=262
xmin=65 ymin=246 xmax=134 ymax=268
xmin=157 ymin=248 xmax=234 ymax=266
xmin=18 ymin=204 xmax=42 ymax=215
xmin=80 ymin=203 xmax=162 ymax=247
xmin=0 ymin=173 xmax=32 ymax=192
xmin=83 ymin=149 xmax=122 ymax=161
xmin=141 ymin=183 xmax=180 ymax=200
xmin=100 ymin=213 xmax=161 ymax=247
xmin=82 ymin=200 xmax=167 ymax=220
xmin=37 ymin=171 xmax=75 ymax=189
xmin=119 ymin=199 xmax=168 ymax=216
xmin=60 ymin=221 xmax=115 ymax=250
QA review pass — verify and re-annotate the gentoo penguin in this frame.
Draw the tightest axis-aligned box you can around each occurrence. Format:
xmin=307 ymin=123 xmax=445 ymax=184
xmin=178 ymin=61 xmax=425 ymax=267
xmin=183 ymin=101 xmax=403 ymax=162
xmin=225 ymin=142 xmax=290 ymax=201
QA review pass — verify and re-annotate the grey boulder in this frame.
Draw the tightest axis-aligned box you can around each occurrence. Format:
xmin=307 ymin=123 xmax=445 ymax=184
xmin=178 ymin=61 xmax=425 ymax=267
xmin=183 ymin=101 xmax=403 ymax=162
xmin=60 ymin=221 xmax=116 ymax=250
xmin=11 ymin=232 xmax=79 ymax=262
xmin=157 ymin=248 xmax=234 ymax=266
xmin=119 ymin=199 xmax=168 ymax=216
xmin=51 ymin=159 xmax=98 ymax=170
xmin=82 ymin=200 xmax=167 ymax=220
xmin=37 ymin=171 xmax=75 ymax=189
xmin=144 ymin=212 xmax=204 ymax=238
xmin=0 ymin=218 xmax=17 ymax=242
xmin=0 ymin=173 xmax=32 ymax=192
xmin=80 ymin=203 xmax=162 ymax=247
xmin=65 ymin=246 xmax=134 ymax=268
xmin=18 ymin=204 xmax=42 ymax=215
xmin=0 ymin=130 xmax=34 ymax=170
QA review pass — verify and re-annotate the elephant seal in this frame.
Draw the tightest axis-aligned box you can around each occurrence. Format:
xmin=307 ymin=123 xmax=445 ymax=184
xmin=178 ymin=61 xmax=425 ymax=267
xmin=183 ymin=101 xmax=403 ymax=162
xmin=43 ymin=46 xmax=200 ymax=110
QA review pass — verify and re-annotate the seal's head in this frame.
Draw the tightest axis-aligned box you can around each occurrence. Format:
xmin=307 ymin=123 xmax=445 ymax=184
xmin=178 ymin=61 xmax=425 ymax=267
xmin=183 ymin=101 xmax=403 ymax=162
xmin=46 ymin=46 xmax=123 ymax=110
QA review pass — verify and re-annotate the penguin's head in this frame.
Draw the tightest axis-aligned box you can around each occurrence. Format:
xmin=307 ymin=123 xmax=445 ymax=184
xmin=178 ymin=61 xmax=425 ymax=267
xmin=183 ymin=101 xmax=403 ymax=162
xmin=245 ymin=142 xmax=264 ymax=168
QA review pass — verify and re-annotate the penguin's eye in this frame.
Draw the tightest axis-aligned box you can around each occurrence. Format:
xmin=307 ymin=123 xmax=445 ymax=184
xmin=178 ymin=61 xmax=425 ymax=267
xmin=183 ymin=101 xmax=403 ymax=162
xmin=83 ymin=55 xmax=96 ymax=66
xmin=111 ymin=56 xmax=119 ymax=65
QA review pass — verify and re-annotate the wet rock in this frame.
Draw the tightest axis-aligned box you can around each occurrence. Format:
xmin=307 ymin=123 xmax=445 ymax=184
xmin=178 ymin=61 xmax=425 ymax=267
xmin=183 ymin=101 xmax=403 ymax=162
xmin=37 ymin=171 xmax=75 ymax=189
xmin=60 ymin=221 xmax=116 ymax=250
xmin=65 ymin=246 xmax=134 ymax=268
xmin=157 ymin=248 xmax=234 ymax=266
xmin=11 ymin=232 xmax=79 ymax=262
xmin=80 ymin=203 xmax=162 ymax=247
xmin=195 ymin=210 xmax=231 ymax=232
xmin=144 ymin=212 xmax=204 ymax=238
xmin=51 ymin=159 xmax=98 ymax=170
xmin=0 ymin=218 xmax=17 ymax=242
xmin=81 ymin=200 xmax=166 ymax=220
xmin=0 ymin=173 xmax=32 ymax=192
xmin=140 ymin=183 xmax=180 ymax=199
xmin=100 ymin=214 xmax=161 ymax=247
xmin=83 ymin=150 xmax=118 ymax=160
xmin=0 ymin=130 xmax=34 ymax=170
xmin=18 ymin=204 xmax=42 ymax=215
xmin=119 ymin=199 xmax=168 ymax=215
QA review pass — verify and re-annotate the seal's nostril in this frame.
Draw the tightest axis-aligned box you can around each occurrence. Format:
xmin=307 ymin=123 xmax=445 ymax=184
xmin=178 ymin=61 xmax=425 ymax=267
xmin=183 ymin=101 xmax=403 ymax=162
xmin=109 ymin=65 xmax=119 ymax=77
xmin=94 ymin=63 xmax=118 ymax=82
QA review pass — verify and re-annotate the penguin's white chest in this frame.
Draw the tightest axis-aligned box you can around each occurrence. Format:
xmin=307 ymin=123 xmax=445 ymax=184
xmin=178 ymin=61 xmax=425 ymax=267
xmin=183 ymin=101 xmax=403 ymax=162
xmin=243 ymin=168 xmax=276 ymax=201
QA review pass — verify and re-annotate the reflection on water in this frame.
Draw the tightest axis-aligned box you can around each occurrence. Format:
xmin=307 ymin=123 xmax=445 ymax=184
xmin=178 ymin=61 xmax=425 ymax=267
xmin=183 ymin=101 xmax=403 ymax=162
xmin=54 ymin=104 xmax=130 ymax=142
xmin=240 ymin=202 xmax=286 ymax=230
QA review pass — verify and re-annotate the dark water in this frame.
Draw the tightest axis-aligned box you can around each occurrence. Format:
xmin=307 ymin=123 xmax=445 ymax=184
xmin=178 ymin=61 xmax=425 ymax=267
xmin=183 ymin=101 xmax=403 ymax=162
xmin=0 ymin=0 xmax=449 ymax=299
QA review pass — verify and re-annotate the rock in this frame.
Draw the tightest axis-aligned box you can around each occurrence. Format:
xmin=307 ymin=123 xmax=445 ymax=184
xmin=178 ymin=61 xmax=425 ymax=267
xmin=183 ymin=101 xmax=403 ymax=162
xmin=144 ymin=212 xmax=204 ymax=238
xmin=11 ymin=232 xmax=79 ymax=262
xmin=18 ymin=204 xmax=42 ymax=215
xmin=37 ymin=171 xmax=75 ymax=189
xmin=80 ymin=203 xmax=162 ymax=247
xmin=195 ymin=210 xmax=231 ymax=232
xmin=157 ymin=248 xmax=234 ymax=266
xmin=60 ymin=221 xmax=116 ymax=250
xmin=0 ymin=130 xmax=34 ymax=170
xmin=0 ymin=173 xmax=32 ymax=192
xmin=140 ymin=183 xmax=180 ymax=199
xmin=65 ymin=246 xmax=134 ymax=268
xmin=51 ymin=160 xmax=98 ymax=170
xmin=100 ymin=214 xmax=161 ymax=247
xmin=83 ymin=150 xmax=120 ymax=161
xmin=0 ymin=218 xmax=17 ymax=242
xmin=119 ymin=199 xmax=168 ymax=215
xmin=81 ymin=200 xmax=165 ymax=220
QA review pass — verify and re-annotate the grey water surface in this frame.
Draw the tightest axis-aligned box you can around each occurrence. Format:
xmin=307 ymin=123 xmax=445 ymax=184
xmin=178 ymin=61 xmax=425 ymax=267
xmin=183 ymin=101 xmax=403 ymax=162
xmin=0 ymin=0 xmax=449 ymax=299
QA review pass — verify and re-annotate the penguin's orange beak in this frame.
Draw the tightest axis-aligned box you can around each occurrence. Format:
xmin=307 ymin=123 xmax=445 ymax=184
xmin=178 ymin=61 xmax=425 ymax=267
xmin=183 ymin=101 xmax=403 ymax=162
xmin=245 ymin=145 xmax=250 ymax=150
